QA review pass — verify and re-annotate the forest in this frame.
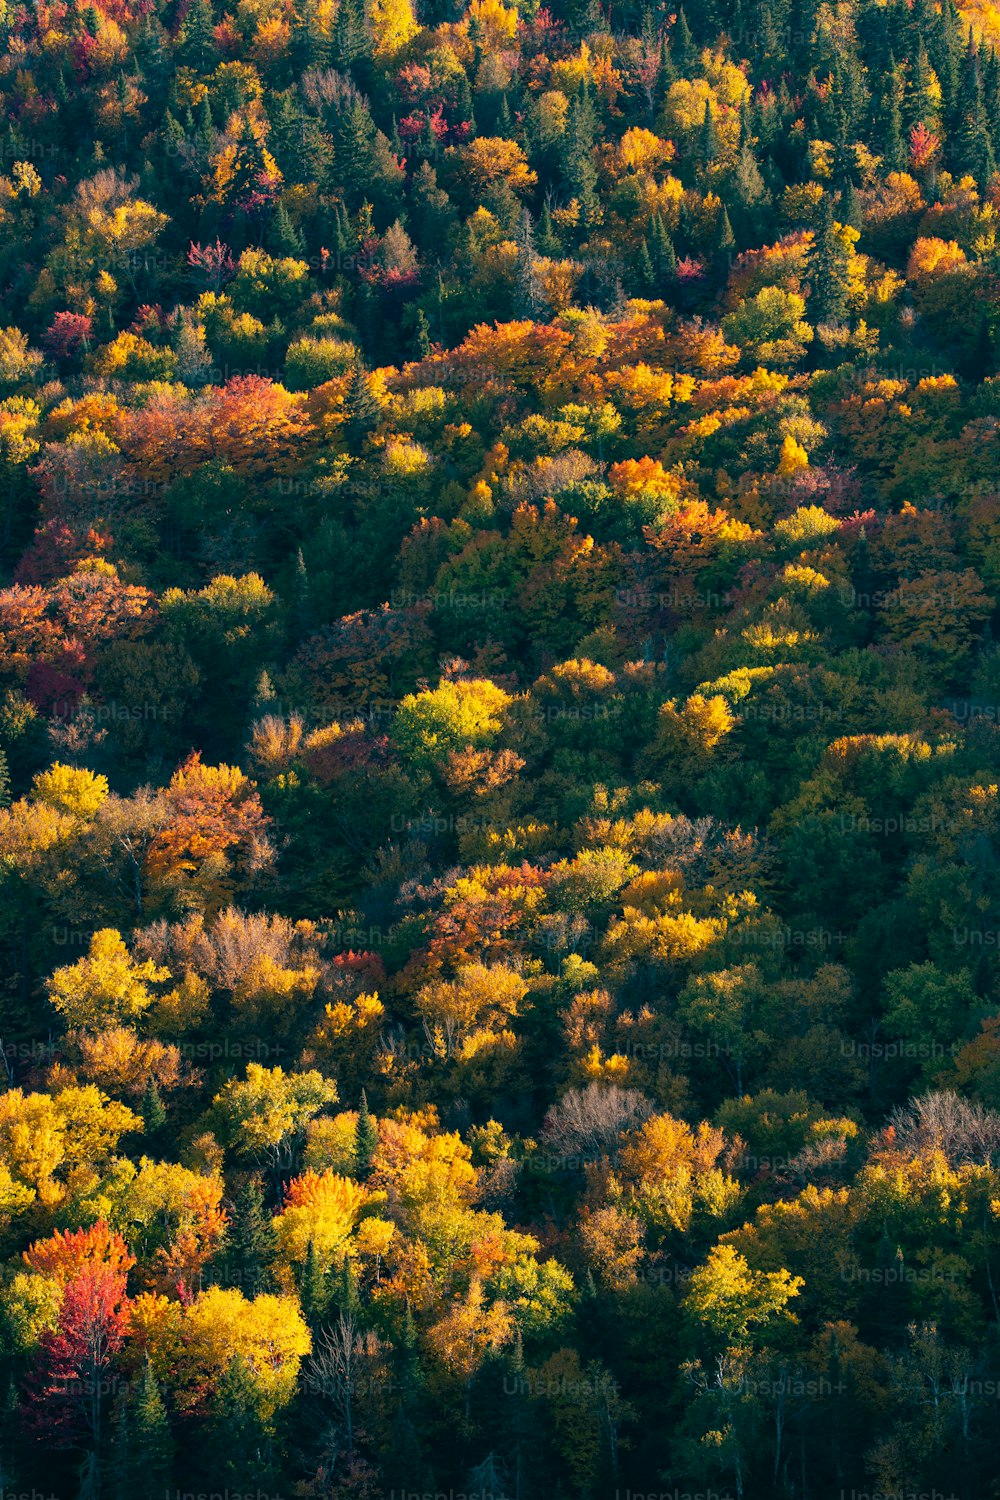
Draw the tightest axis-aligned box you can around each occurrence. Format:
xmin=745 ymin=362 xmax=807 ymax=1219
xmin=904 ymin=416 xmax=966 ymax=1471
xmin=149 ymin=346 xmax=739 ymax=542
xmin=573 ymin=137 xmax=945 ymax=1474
xmin=0 ymin=0 xmax=1000 ymax=1494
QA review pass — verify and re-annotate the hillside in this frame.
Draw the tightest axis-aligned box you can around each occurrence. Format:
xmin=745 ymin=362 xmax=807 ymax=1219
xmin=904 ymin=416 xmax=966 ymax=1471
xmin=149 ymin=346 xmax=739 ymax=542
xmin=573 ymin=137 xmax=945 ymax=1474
xmin=1 ymin=0 xmax=1000 ymax=1496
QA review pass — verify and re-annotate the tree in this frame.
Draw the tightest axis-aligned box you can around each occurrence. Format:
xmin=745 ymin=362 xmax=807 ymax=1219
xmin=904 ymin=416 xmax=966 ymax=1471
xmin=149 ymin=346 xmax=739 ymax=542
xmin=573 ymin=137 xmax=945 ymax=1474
xmin=212 ymin=1064 xmax=339 ymax=1178
xmin=23 ymin=1266 xmax=131 ymax=1457
xmin=130 ymin=1360 xmax=174 ymax=1500
xmin=46 ymin=929 xmax=168 ymax=1032
xmin=355 ymin=1091 xmax=377 ymax=1180
xmin=227 ymin=1176 xmax=276 ymax=1297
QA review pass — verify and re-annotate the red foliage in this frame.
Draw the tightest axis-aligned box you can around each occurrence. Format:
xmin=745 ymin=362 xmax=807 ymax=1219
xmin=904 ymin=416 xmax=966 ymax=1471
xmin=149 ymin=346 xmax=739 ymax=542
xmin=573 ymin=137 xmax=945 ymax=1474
xmin=43 ymin=312 xmax=93 ymax=360
xmin=24 ymin=1221 xmax=136 ymax=1283
xmin=22 ymin=1266 xmax=131 ymax=1448
xmin=14 ymin=521 xmax=114 ymax=586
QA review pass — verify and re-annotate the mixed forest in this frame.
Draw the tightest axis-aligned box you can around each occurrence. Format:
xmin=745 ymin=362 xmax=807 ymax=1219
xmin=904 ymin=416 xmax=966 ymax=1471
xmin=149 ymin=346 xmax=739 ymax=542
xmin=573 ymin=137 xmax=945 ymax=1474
xmin=2 ymin=0 xmax=1000 ymax=1494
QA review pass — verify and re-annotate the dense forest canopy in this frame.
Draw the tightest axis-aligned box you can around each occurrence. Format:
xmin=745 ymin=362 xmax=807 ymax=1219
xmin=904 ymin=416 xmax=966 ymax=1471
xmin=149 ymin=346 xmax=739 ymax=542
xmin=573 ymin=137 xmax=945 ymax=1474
xmin=1 ymin=0 xmax=1000 ymax=1494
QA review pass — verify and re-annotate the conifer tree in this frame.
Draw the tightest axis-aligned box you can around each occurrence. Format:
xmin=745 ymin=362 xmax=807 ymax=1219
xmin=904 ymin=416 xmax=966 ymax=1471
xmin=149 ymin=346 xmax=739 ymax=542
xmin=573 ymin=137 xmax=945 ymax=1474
xmin=132 ymin=1361 xmax=173 ymax=1500
xmin=229 ymin=1175 xmax=276 ymax=1297
xmin=355 ymin=1089 xmax=378 ymax=1179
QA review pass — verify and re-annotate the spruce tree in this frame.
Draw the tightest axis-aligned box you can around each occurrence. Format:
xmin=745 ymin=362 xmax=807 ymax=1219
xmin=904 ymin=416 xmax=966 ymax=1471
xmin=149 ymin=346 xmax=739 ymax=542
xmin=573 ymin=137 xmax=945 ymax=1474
xmin=634 ymin=237 xmax=656 ymax=295
xmin=344 ymin=366 xmax=381 ymax=453
xmin=414 ymin=306 xmax=432 ymax=358
xmin=699 ymin=99 xmax=719 ymax=170
xmin=290 ymin=0 xmax=331 ymax=71
xmin=809 ymin=195 xmax=851 ymax=325
xmin=141 ymin=1077 xmax=166 ymax=1140
xmin=205 ymin=1354 xmax=275 ymax=1491
xmin=537 ymin=200 xmax=558 ymax=256
xmin=229 ymin=1175 xmax=276 ymax=1297
xmin=298 ymin=1239 xmax=329 ymax=1328
xmin=881 ymin=63 xmax=906 ymax=172
xmin=178 ymin=0 xmax=217 ymax=72
xmin=355 ymin=1089 xmax=378 ymax=1179
xmin=269 ymin=201 xmax=306 ymax=257
xmin=331 ymin=0 xmax=371 ymax=72
xmin=514 ymin=208 xmax=540 ymax=318
xmin=562 ymin=86 xmax=599 ymax=232
xmin=673 ymin=8 xmax=695 ymax=72
xmin=132 ymin=1361 xmax=173 ymax=1500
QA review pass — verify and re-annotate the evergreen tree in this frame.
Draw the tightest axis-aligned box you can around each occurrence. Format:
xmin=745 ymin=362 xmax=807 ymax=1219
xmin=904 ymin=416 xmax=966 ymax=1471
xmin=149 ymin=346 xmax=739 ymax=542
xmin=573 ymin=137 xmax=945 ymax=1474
xmin=132 ymin=1361 xmax=173 ymax=1500
xmin=905 ymin=40 xmax=940 ymax=132
xmin=331 ymin=0 xmax=371 ymax=72
xmin=699 ymin=99 xmax=719 ymax=171
xmin=672 ymin=8 xmax=695 ymax=72
xmin=655 ymin=34 xmax=676 ymax=109
xmin=355 ymin=1089 xmax=378 ymax=1178
xmin=537 ymin=199 xmax=558 ymax=257
xmin=881 ymin=61 xmax=906 ymax=172
xmin=290 ymin=0 xmax=331 ymax=71
xmin=514 ymin=208 xmax=541 ymax=318
xmin=141 ymin=1077 xmax=166 ymax=1139
xmin=177 ymin=0 xmax=217 ymax=72
xmin=344 ymin=366 xmax=381 ymax=453
xmin=269 ymin=201 xmax=306 ymax=257
xmin=562 ymin=86 xmax=599 ymax=231
xmin=414 ymin=306 xmax=432 ymax=358
xmin=841 ymin=179 xmax=863 ymax=232
xmin=932 ymin=0 xmax=963 ymax=121
xmin=953 ymin=39 xmax=996 ymax=182
xmin=228 ymin=1176 xmax=276 ymax=1297
xmin=298 ymin=1239 xmax=329 ymax=1328
xmin=204 ymin=1354 xmax=276 ymax=1492
xmin=809 ymin=195 xmax=851 ymax=325
xmin=650 ymin=212 xmax=677 ymax=282
xmin=634 ymin=237 xmax=656 ymax=295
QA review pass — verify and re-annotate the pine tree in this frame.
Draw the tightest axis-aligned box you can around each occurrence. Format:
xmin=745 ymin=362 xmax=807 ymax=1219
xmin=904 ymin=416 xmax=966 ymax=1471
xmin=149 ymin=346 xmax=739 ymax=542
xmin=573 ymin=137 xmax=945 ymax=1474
xmin=336 ymin=99 xmax=378 ymax=208
xmin=537 ymin=200 xmax=558 ymax=256
xmin=335 ymin=1260 xmax=364 ymax=1320
xmin=229 ymin=1176 xmax=276 ymax=1297
xmin=841 ymin=180 xmax=863 ymax=232
xmin=673 ymin=8 xmax=695 ymax=72
xmin=932 ymin=0 xmax=963 ymax=122
xmin=344 ymin=366 xmax=381 ymax=453
xmin=132 ymin=1361 xmax=173 ymax=1500
xmin=634 ymin=237 xmax=656 ymax=295
xmin=178 ymin=0 xmax=217 ymax=72
xmin=292 ymin=547 xmax=313 ymax=639
xmin=881 ymin=61 xmax=906 ymax=172
xmin=699 ymin=99 xmax=719 ymax=170
xmin=298 ymin=1239 xmax=329 ymax=1328
xmin=205 ymin=1354 xmax=275 ymax=1491
xmin=290 ymin=0 xmax=330 ymax=71
xmin=193 ymin=96 xmax=214 ymax=172
xmin=141 ymin=1077 xmax=166 ymax=1139
xmin=414 ymin=307 xmax=432 ymax=358
xmin=714 ymin=204 xmax=735 ymax=254
xmin=809 ymin=196 xmax=851 ymax=325
xmin=655 ymin=34 xmax=676 ymax=108
xmin=905 ymin=40 xmax=940 ymax=132
xmin=355 ymin=1089 xmax=378 ymax=1178
xmin=514 ymin=208 xmax=541 ymax=317
xmin=562 ymin=86 xmax=599 ymax=231
xmin=953 ymin=39 xmax=996 ymax=183
xmin=331 ymin=0 xmax=371 ymax=71
xmin=650 ymin=213 xmax=677 ymax=281
xmin=269 ymin=201 xmax=306 ymax=257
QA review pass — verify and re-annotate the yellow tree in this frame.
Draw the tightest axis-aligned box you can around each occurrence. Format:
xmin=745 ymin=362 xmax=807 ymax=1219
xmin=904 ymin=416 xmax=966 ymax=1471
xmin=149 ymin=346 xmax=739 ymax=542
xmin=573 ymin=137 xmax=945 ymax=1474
xmin=46 ymin=929 xmax=169 ymax=1032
